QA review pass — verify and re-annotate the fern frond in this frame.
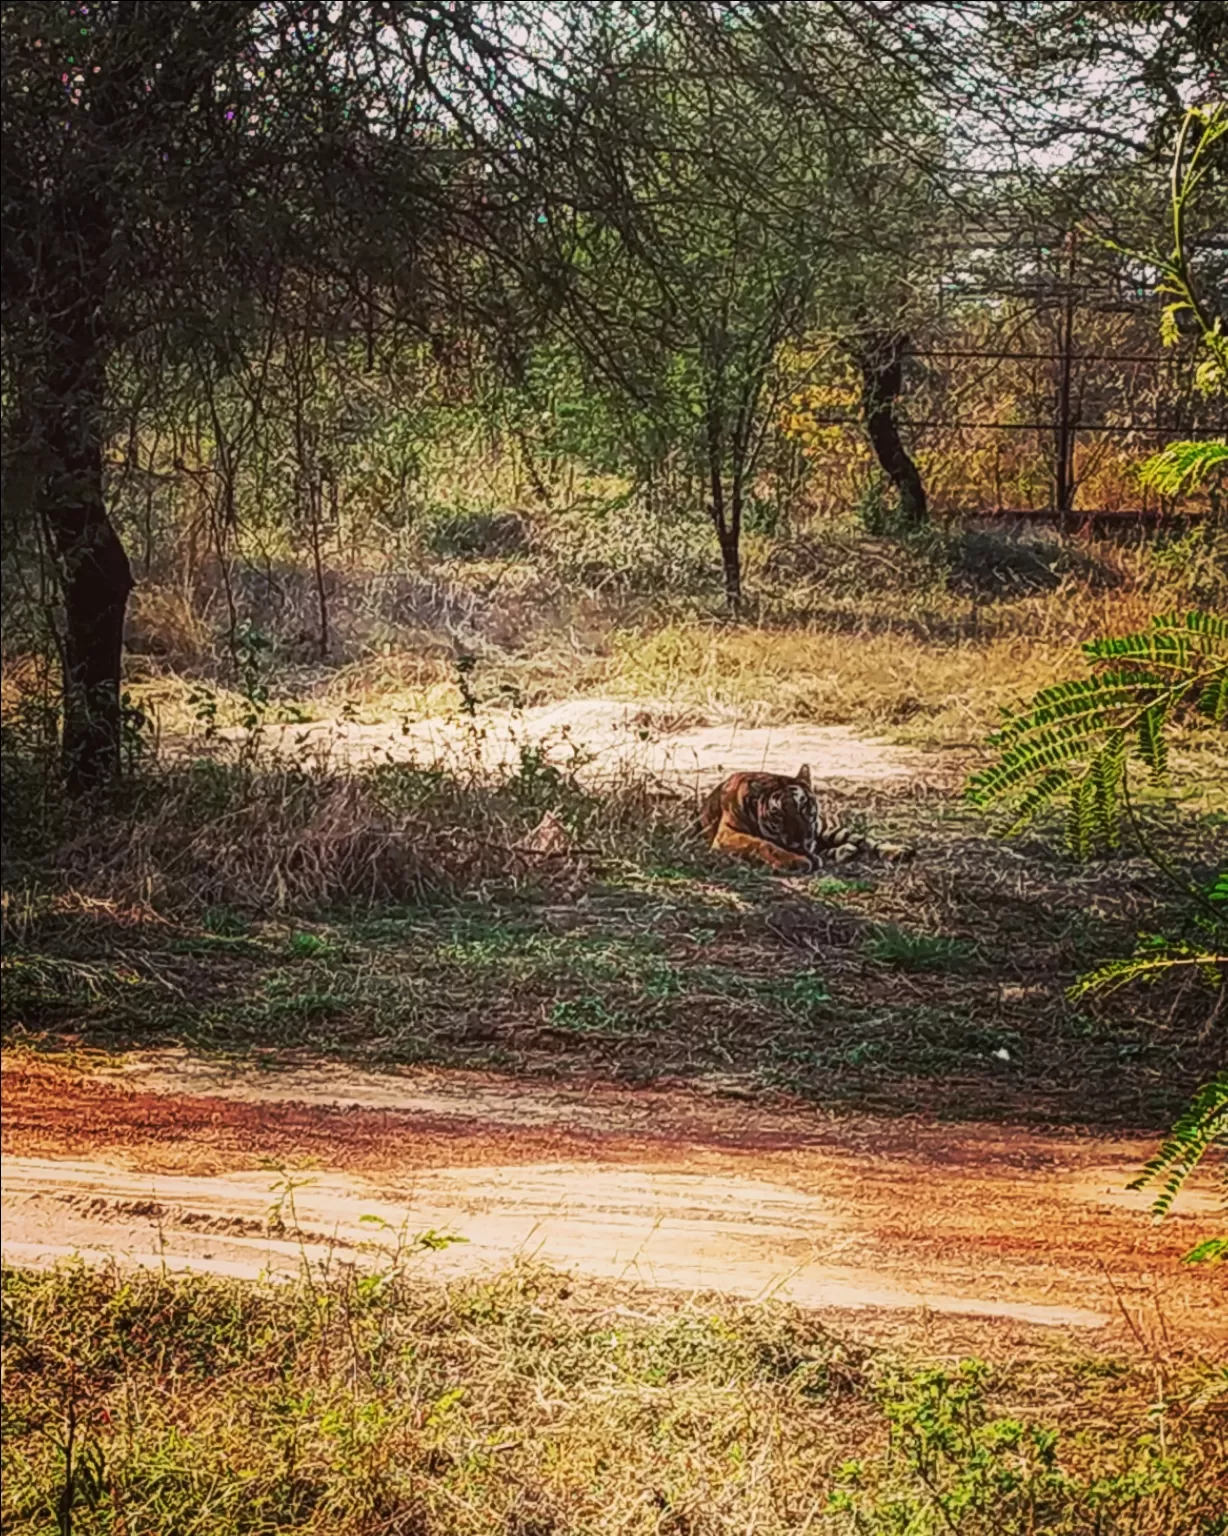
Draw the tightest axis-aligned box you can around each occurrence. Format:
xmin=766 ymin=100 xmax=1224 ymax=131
xmin=1086 ymin=632 xmax=1196 ymax=667
xmin=967 ymin=733 xmax=1117 ymax=810
xmin=986 ymin=674 xmax=1167 ymax=748
xmin=1136 ymin=705 xmax=1169 ymax=782
xmin=1069 ymin=946 xmax=1227 ymax=997
xmin=1066 ymin=775 xmax=1095 ymax=858
xmin=1088 ymin=614 xmax=1227 ymax=670
xmin=968 ymin=609 xmax=1227 ymax=848
xmin=1128 ymin=1074 xmax=1228 ymax=1219
xmin=1160 ymin=609 xmax=1228 ymax=643
xmin=1001 ymin=770 xmax=1074 ymax=834
xmin=1196 ymin=673 xmax=1228 ymax=722
xmin=1090 ymin=736 xmax=1125 ymax=849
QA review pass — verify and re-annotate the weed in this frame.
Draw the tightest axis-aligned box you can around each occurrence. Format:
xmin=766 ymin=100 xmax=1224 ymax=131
xmin=865 ymin=924 xmax=980 ymax=971
xmin=203 ymin=905 xmax=250 ymax=938
xmin=810 ymin=875 xmax=876 ymax=898
xmin=549 ymin=997 xmax=642 ymax=1035
xmin=288 ymin=931 xmax=330 ymax=958
xmin=766 ymin=969 xmax=832 ymax=1013
xmin=827 ymin=1357 xmax=1218 ymax=1535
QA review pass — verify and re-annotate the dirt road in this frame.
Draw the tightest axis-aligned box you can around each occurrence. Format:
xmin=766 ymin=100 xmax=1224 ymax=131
xmin=3 ymin=1050 xmax=1222 ymax=1348
xmin=198 ymin=698 xmax=962 ymax=794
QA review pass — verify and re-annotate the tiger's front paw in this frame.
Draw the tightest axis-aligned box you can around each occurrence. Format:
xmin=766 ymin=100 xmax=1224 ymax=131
xmin=768 ymin=848 xmax=814 ymax=875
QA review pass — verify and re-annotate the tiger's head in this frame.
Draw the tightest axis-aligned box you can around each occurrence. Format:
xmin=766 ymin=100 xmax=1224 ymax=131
xmin=757 ymin=764 xmax=822 ymax=864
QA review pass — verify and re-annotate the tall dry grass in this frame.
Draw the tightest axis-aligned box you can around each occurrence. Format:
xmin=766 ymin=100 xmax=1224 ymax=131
xmin=0 ymin=737 xmax=691 ymax=929
xmin=6 ymin=514 xmax=1225 ymax=754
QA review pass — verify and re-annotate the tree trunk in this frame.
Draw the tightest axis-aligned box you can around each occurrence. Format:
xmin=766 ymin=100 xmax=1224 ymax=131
xmin=36 ymin=305 xmax=134 ymax=794
xmin=40 ymin=403 xmax=134 ymax=795
xmin=706 ymin=402 xmax=743 ymax=614
xmin=708 ymin=462 xmax=743 ymax=613
xmin=717 ymin=523 xmax=742 ymax=611
xmin=858 ymin=331 xmax=927 ymax=528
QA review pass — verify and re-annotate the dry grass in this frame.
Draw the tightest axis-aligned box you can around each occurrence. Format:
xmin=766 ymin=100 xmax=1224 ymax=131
xmin=0 ymin=755 xmax=678 ymax=918
xmin=3 ymin=1260 xmax=1224 ymax=1536
xmin=602 ymin=622 xmax=1077 ymax=742
xmin=595 ymin=529 xmax=1228 ymax=742
xmin=7 ymin=516 xmax=1224 ymax=760
xmin=125 ymin=582 xmax=219 ymax=673
xmin=76 ymin=522 xmax=1224 ymax=750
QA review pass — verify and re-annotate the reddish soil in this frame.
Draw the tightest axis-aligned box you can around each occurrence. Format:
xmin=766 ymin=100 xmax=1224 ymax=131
xmin=2 ymin=1052 xmax=1224 ymax=1350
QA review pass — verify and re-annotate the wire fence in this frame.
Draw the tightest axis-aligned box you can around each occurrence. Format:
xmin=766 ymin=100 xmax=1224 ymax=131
xmin=810 ymin=339 xmax=1225 ymax=531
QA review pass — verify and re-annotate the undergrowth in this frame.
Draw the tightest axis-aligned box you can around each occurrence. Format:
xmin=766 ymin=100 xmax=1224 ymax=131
xmin=2 ymin=729 xmax=1222 ymax=1126
xmin=2 ymin=1261 xmax=1224 ymax=1536
xmin=9 ymin=522 xmax=1227 ymax=751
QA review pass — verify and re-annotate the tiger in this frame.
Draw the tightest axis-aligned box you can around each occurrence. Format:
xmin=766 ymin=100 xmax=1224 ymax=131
xmin=697 ymin=763 xmax=906 ymax=874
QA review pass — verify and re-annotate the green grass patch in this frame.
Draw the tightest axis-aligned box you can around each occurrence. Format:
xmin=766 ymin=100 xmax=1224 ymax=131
xmin=865 ymin=924 xmax=980 ymax=971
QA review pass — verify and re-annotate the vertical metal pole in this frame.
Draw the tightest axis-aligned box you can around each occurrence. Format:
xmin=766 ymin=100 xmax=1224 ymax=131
xmin=1055 ymin=230 xmax=1077 ymax=533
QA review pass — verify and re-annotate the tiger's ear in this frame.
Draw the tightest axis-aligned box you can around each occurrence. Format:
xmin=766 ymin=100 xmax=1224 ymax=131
xmin=796 ymin=763 xmax=812 ymax=788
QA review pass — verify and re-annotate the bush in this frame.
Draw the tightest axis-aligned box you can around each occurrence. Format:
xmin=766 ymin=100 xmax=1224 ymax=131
xmin=427 ymin=507 xmax=531 ymax=560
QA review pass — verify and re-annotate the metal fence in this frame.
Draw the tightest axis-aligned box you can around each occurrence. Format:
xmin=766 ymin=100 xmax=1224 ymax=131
xmin=806 ymin=339 xmax=1225 ymax=531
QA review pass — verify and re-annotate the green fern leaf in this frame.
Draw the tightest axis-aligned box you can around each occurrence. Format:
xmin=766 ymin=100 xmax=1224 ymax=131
xmin=1001 ymin=770 xmax=1074 ymax=834
xmin=1068 ymin=955 xmax=1160 ymax=997
xmin=1128 ymin=1074 xmax=1228 ymax=1219
xmin=1135 ymin=705 xmax=1169 ymax=781
xmin=970 ymin=611 xmax=1227 ymax=840
xmin=1165 ymin=609 xmax=1228 ymax=643
xmin=1067 ymin=775 xmax=1100 ymax=857
xmin=1090 ymin=736 xmax=1124 ymax=847
xmin=1087 ymin=632 xmax=1194 ymax=671
xmin=1195 ymin=674 xmax=1228 ymax=722
xmin=1137 ymin=440 xmax=1228 ymax=494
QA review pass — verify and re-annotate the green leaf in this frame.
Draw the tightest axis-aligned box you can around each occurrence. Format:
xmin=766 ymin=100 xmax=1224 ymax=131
xmin=1135 ymin=705 xmax=1168 ymax=781
xmin=1128 ymin=1074 xmax=1228 ymax=1219
xmin=1137 ymin=439 xmax=1228 ymax=494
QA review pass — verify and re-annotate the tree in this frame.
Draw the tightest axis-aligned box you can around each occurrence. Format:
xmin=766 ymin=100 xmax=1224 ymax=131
xmin=1134 ymin=103 xmax=1228 ymax=497
xmin=4 ymin=4 xmax=242 ymax=790
xmin=854 ymin=331 xmax=929 ymax=528
xmin=505 ymin=4 xmax=945 ymax=605
xmin=0 ymin=0 xmax=476 ymax=790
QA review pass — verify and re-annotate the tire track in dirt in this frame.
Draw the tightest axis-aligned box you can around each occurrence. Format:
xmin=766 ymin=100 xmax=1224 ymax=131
xmin=3 ymin=1052 xmax=1223 ymax=1347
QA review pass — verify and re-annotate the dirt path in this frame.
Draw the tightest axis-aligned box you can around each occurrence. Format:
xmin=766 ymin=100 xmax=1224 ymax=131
xmin=195 ymin=697 xmax=964 ymax=794
xmin=3 ymin=1052 xmax=1222 ymax=1348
